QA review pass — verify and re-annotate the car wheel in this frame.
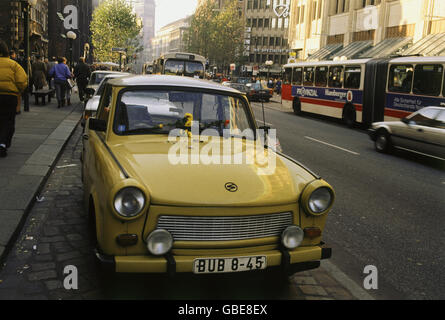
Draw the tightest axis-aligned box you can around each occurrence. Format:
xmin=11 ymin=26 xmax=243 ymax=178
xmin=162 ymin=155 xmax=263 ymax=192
xmin=292 ymin=98 xmax=301 ymax=115
xmin=342 ymin=104 xmax=356 ymax=127
xmin=375 ymin=130 xmax=392 ymax=153
xmin=265 ymin=98 xmax=270 ymax=103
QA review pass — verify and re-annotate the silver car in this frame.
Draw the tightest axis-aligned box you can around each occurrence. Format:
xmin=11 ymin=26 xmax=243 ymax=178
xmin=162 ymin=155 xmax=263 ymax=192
xmin=369 ymin=106 xmax=445 ymax=160
xmin=82 ymin=73 xmax=130 ymax=125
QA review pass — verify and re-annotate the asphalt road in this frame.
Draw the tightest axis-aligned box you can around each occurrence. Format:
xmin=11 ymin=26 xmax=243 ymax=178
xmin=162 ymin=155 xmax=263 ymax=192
xmin=251 ymin=101 xmax=445 ymax=300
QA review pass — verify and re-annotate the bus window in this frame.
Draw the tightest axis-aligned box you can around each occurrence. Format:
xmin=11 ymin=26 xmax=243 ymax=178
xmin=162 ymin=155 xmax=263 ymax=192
xmin=284 ymin=67 xmax=292 ymax=84
xmin=303 ymin=67 xmax=314 ymax=86
xmin=292 ymin=67 xmax=302 ymax=85
xmin=328 ymin=66 xmax=343 ymax=88
xmin=388 ymin=65 xmax=413 ymax=94
xmin=164 ymin=60 xmax=184 ymax=76
xmin=315 ymin=66 xmax=328 ymax=87
xmin=185 ymin=61 xmax=204 ymax=78
xmin=344 ymin=66 xmax=361 ymax=89
xmin=413 ymin=64 xmax=443 ymax=96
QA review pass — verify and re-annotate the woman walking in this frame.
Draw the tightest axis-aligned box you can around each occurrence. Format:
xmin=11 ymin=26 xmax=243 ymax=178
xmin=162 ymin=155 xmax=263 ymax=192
xmin=0 ymin=40 xmax=27 ymax=158
xmin=49 ymin=57 xmax=72 ymax=108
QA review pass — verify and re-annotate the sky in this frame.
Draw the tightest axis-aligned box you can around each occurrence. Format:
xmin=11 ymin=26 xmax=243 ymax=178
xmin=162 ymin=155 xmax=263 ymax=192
xmin=155 ymin=0 xmax=198 ymax=33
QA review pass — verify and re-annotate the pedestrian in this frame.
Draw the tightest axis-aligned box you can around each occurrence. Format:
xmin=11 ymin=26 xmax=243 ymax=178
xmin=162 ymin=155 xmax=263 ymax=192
xmin=49 ymin=57 xmax=72 ymax=108
xmin=47 ymin=57 xmax=57 ymax=90
xmin=74 ymin=57 xmax=91 ymax=101
xmin=0 ymin=40 xmax=28 ymax=158
xmin=32 ymin=55 xmax=47 ymax=91
xmin=9 ymin=49 xmax=22 ymax=115
xmin=63 ymin=57 xmax=74 ymax=106
xmin=276 ymin=78 xmax=282 ymax=95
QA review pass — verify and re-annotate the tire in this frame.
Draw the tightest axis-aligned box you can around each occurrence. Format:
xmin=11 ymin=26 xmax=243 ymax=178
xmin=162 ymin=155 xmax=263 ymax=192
xmin=375 ymin=130 xmax=392 ymax=153
xmin=342 ymin=104 xmax=356 ymax=127
xmin=265 ymin=98 xmax=270 ymax=103
xmin=292 ymin=98 xmax=301 ymax=115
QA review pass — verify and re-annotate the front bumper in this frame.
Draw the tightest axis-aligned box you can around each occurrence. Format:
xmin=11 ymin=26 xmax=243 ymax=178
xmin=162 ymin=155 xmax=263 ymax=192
xmin=96 ymin=245 xmax=332 ymax=275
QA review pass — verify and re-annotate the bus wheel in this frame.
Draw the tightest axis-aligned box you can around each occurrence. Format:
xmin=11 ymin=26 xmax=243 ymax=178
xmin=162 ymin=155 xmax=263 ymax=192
xmin=375 ymin=130 xmax=392 ymax=153
xmin=342 ymin=104 xmax=356 ymax=127
xmin=293 ymin=98 xmax=301 ymax=115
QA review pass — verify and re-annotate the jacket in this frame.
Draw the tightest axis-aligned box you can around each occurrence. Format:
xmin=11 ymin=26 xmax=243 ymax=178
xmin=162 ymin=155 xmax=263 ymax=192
xmin=49 ymin=63 xmax=72 ymax=82
xmin=74 ymin=62 xmax=91 ymax=82
xmin=0 ymin=57 xmax=28 ymax=97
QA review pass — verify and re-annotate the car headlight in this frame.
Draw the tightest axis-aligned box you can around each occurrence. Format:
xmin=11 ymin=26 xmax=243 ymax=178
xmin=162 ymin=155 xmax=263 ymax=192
xmin=114 ymin=187 xmax=145 ymax=218
xmin=308 ymin=187 xmax=333 ymax=214
xmin=282 ymin=226 xmax=304 ymax=249
xmin=301 ymin=180 xmax=335 ymax=216
xmin=146 ymin=229 xmax=173 ymax=256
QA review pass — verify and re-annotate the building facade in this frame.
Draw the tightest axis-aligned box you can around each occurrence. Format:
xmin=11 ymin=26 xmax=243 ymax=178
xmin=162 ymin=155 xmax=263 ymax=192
xmin=150 ymin=16 xmax=192 ymax=60
xmin=288 ymin=0 xmax=445 ymax=61
xmin=244 ymin=0 xmax=291 ymax=75
xmin=0 ymin=0 xmax=49 ymax=58
xmin=48 ymin=0 xmax=93 ymax=63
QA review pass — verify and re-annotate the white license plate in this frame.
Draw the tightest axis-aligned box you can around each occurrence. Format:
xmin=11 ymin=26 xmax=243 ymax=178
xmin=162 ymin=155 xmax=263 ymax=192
xmin=193 ymin=256 xmax=267 ymax=274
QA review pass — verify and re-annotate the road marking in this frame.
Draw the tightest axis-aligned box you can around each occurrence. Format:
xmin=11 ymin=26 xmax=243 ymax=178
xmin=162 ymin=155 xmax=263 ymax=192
xmin=321 ymin=260 xmax=375 ymax=300
xmin=256 ymin=120 xmax=274 ymax=127
xmin=305 ymin=136 xmax=360 ymax=156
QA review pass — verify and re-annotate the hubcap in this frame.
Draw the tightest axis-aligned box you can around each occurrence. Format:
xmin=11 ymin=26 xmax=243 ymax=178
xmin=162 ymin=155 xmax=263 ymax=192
xmin=376 ymin=135 xmax=387 ymax=150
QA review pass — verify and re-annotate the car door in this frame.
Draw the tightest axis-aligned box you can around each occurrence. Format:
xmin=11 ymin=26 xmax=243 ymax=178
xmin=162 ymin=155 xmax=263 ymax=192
xmin=425 ymin=110 xmax=445 ymax=159
xmin=391 ymin=108 xmax=441 ymax=155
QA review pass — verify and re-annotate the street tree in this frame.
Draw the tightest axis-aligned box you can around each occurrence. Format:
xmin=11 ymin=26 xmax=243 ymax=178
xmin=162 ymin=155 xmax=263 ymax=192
xmin=185 ymin=0 xmax=245 ymax=74
xmin=90 ymin=0 xmax=143 ymax=63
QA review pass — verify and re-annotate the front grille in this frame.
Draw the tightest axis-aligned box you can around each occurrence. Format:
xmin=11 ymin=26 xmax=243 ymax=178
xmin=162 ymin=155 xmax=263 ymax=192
xmin=156 ymin=212 xmax=293 ymax=241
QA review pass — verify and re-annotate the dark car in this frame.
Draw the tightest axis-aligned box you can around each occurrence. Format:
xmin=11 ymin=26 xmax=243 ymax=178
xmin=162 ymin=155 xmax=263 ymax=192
xmin=245 ymin=82 xmax=272 ymax=102
xmin=222 ymin=82 xmax=249 ymax=94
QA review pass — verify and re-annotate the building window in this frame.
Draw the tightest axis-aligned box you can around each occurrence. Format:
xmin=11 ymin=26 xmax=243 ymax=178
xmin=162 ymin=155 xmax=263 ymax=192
xmin=252 ymin=19 xmax=257 ymax=27
xmin=270 ymin=37 xmax=274 ymax=46
xmin=263 ymin=36 xmax=268 ymax=46
xmin=264 ymin=18 xmax=269 ymax=28
xmin=247 ymin=0 xmax=253 ymax=9
xmin=258 ymin=19 xmax=263 ymax=28
xmin=254 ymin=0 xmax=259 ymax=9
xmin=272 ymin=18 xmax=276 ymax=28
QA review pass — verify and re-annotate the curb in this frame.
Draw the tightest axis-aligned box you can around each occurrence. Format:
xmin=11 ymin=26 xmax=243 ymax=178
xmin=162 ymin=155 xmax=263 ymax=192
xmin=0 ymin=104 xmax=82 ymax=268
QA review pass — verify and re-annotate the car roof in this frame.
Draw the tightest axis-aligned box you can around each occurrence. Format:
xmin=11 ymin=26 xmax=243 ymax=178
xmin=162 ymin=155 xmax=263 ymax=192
xmin=108 ymin=75 xmax=241 ymax=94
xmin=91 ymin=70 xmax=124 ymax=74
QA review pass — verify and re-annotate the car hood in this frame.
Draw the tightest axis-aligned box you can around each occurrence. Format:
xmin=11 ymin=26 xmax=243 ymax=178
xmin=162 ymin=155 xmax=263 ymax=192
xmin=109 ymin=137 xmax=315 ymax=207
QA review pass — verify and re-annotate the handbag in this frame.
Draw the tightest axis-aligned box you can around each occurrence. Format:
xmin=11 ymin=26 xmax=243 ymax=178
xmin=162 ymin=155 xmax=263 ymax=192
xmin=67 ymin=79 xmax=75 ymax=89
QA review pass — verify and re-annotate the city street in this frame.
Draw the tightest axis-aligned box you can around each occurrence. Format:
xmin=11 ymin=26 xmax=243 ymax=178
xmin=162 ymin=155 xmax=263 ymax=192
xmin=251 ymin=101 xmax=445 ymax=300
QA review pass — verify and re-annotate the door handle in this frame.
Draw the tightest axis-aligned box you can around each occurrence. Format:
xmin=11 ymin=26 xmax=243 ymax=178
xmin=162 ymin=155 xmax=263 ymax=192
xmin=82 ymin=134 xmax=89 ymax=140
xmin=417 ymin=128 xmax=424 ymax=133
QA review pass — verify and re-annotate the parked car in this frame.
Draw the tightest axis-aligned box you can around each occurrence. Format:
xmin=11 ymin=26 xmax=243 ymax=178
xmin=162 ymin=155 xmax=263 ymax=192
xmin=85 ymin=70 xmax=126 ymax=102
xmin=369 ymin=106 xmax=445 ymax=160
xmin=246 ymin=82 xmax=272 ymax=102
xmin=221 ymin=82 xmax=249 ymax=94
xmin=82 ymin=73 xmax=131 ymax=126
xmin=82 ymin=75 xmax=334 ymax=276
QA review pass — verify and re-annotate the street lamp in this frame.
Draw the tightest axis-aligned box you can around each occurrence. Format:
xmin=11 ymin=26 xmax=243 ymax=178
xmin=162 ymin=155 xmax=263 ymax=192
xmin=66 ymin=31 xmax=77 ymax=70
xmin=265 ymin=60 xmax=274 ymax=82
xmin=21 ymin=0 xmax=38 ymax=112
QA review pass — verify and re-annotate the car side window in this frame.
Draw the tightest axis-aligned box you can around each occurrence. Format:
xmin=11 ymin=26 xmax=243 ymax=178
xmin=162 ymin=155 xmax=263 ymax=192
xmin=97 ymin=84 xmax=113 ymax=123
xmin=409 ymin=108 xmax=440 ymax=127
xmin=432 ymin=110 xmax=445 ymax=129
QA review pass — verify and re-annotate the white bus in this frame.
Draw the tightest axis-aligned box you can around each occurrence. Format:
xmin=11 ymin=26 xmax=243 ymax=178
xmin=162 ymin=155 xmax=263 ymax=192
xmin=282 ymin=56 xmax=445 ymax=127
xmin=152 ymin=52 xmax=206 ymax=79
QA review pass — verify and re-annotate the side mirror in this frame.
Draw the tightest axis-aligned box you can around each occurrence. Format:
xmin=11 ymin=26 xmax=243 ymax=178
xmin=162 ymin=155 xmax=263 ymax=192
xmin=85 ymin=88 xmax=95 ymax=96
xmin=89 ymin=118 xmax=107 ymax=132
xmin=258 ymin=125 xmax=270 ymax=133
xmin=401 ymin=117 xmax=414 ymax=125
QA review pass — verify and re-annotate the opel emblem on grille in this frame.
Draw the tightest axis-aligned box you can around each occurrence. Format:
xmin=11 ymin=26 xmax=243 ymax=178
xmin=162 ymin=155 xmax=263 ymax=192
xmin=225 ymin=182 xmax=238 ymax=192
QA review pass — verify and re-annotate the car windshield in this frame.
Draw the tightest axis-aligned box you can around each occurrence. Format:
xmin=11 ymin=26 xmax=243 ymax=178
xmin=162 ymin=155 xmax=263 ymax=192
xmin=164 ymin=60 xmax=204 ymax=78
xmin=90 ymin=72 xmax=108 ymax=85
xmin=113 ymin=89 xmax=254 ymax=137
xmin=247 ymin=83 xmax=263 ymax=91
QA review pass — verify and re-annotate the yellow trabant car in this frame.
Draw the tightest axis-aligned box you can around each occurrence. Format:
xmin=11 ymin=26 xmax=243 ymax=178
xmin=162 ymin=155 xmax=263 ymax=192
xmin=81 ymin=75 xmax=334 ymax=276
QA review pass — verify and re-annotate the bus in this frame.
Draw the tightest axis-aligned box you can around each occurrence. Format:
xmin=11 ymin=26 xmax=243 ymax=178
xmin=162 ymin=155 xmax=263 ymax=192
xmin=282 ymin=56 xmax=445 ymax=127
xmin=152 ymin=52 xmax=206 ymax=79
xmin=142 ymin=62 xmax=154 ymax=75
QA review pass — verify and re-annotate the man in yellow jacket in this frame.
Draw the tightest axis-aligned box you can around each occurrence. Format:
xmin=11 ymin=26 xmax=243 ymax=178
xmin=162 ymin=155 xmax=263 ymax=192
xmin=0 ymin=40 xmax=28 ymax=158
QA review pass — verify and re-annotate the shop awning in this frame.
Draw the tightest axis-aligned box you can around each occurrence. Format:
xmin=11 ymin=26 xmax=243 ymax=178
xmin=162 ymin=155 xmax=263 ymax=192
xmin=402 ymin=33 xmax=445 ymax=56
xmin=359 ymin=37 xmax=412 ymax=58
xmin=307 ymin=43 xmax=343 ymax=61
xmin=331 ymin=41 xmax=373 ymax=59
